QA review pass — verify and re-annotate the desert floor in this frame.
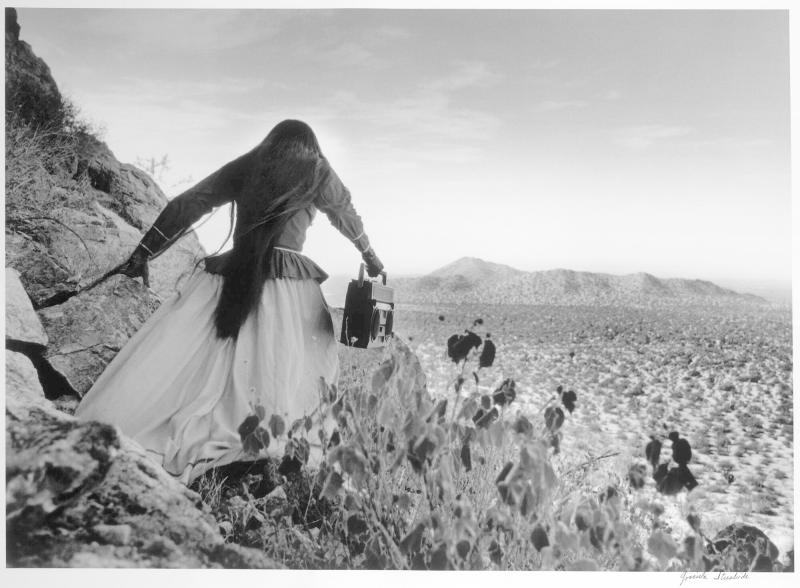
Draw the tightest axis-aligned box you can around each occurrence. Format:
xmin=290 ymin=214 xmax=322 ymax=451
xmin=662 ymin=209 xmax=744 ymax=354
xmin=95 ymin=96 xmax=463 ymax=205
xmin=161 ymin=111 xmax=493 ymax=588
xmin=339 ymin=303 xmax=794 ymax=556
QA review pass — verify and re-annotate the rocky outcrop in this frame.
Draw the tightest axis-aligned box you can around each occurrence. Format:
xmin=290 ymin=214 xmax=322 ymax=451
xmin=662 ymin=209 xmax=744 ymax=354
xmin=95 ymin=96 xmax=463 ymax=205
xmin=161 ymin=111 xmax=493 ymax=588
xmin=5 ymin=7 xmax=59 ymax=112
xmin=5 ymin=186 xmax=203 ymax=309
xmin=6 ymin=267 xmax=47 ymax=346
xmin=5 ymin=12 xmax=205 ymax=397
xmin=75 ymin=133 xmax=166 ymax=230
xmin=3 ymin=11 xmax=268 ymax=569
xmin=5 ymin=14 xmax=204 ymax=308
xmin=6 ymin=7 xmax=21 ymax=40
xmin=6 ymin=405 xmax=278 ymax=568
xmin=37 ymin=275 xmax=160 ymax=396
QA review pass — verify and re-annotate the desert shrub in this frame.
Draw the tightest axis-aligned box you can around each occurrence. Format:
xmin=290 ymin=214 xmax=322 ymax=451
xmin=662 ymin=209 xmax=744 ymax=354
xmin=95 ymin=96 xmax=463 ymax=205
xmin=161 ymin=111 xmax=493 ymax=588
xmin=5 ymin=113 xmax=80 ymax=217
xmin=5 ymin=69 xmax=102 ymax=221
xmin=192 ymin=311 xmax=791 ymax=571
xmin=196 ymin=330 xmax=648 ymax=569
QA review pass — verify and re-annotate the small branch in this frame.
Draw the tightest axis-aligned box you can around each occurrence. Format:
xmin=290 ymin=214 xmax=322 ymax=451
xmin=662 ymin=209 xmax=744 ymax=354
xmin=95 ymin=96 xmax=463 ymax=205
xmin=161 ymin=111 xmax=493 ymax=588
xmin=366 ymin=503 xmax=407 ymax=570
xmin=16 ymin=215 xmax=96 ymax=268
xmin=560 ymin=451 xmax=620 ymax=477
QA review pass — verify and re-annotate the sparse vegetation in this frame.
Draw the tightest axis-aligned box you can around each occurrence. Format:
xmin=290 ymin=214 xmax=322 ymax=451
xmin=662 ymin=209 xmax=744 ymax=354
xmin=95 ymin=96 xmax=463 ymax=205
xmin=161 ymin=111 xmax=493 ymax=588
xmin=5 ymin=69 xmax=100 ymax=222
xmin=191 ymin=303 xmax=792 ymax=571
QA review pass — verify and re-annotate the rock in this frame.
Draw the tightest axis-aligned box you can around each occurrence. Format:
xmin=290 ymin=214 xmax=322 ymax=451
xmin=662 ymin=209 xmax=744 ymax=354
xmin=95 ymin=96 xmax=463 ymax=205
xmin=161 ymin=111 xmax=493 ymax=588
xmin=6 ymin=17 xmax=205 ymax=309
xmin=37 ymin=275 xmax=160 ymax=396
xmin=92 ymin=523 xmax=132 ymax=546
xmin=6 ymin=188 xmax=204 ymax=309
xmin=708 ymin=523 xmax=780 ymax=572
xmin=142 ymin=536 xmax=179 ymax=559
xmin=6 ymin=410 xmax=115 ymax=527
xmin=51 ymin=394 xmax=81 ymax=415
xmin=148 ymin=235 xmax=206 ymax=300
xmin=6 ymin=267 xmax=48 ymax=346
xmin=73 ymin=135 xmax=165 ymax=229
xmin=5 ymin=11 xmax=61 ymax=125
xmin=5 ymin=350 xmax=59 ymax=421
xmin=6 ymin=7 xmax=21 ymax=41
xmin=6 ymin=405 xmax=278 ymax=568
xmin=4 ymin=12 xmax=275 ymax=570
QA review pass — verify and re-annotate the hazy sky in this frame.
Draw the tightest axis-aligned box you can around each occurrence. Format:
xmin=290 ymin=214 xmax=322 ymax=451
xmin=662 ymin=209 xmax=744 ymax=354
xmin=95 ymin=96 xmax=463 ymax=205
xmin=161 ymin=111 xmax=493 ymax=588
xmin=16 ymin=8 xmax=791 ymax=282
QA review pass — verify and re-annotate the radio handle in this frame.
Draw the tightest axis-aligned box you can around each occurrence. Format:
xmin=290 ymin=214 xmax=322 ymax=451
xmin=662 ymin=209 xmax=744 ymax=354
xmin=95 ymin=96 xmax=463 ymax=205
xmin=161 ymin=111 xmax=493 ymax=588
xmin=358 ymin=264 xmax=388 ymax=286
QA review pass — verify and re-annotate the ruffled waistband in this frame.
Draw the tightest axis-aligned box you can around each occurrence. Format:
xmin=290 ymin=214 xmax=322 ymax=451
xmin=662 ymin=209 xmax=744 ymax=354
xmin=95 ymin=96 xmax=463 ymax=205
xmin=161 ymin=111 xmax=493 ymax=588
xmin=202 ymin=247 xmax=329 ymax=283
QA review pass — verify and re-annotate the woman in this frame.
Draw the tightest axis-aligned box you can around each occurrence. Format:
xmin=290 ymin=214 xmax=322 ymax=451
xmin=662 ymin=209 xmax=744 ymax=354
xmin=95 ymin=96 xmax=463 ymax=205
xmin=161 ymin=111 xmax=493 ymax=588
xmin=75 ymin=120 xmax=383 ymax=484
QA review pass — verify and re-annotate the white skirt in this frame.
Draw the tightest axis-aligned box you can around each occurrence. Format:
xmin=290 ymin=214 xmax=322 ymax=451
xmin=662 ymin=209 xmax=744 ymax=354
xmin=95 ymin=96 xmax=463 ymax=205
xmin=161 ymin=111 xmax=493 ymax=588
xmin=75 ymin=270 xmax=339 ymax=484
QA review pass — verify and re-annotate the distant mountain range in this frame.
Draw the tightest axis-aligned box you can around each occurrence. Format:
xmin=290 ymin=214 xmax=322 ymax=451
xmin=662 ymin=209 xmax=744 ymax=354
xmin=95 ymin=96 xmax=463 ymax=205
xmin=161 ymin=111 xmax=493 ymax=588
xmin=386 ymin=257 xmax=769 ymax=307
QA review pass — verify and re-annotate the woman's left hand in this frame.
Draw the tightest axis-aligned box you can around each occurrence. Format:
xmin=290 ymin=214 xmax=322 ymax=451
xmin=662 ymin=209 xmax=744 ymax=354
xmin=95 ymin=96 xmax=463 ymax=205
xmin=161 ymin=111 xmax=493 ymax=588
xmin=118 ymin=248 xmax=150 ymax=287
xmin=363 ymin=249 xmax=384 ymax=278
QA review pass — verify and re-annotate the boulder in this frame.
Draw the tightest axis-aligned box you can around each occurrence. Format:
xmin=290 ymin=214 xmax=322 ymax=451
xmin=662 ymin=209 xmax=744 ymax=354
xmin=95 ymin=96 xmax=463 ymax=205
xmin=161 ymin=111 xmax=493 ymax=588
xmin=5 ymin=267 xmax=48 ymax=346
xmin=4 ymin=200 xmax=143 ymax=307
xmin=5 ymin=350 xmax=60 ymax=421
xmin=6 ymin=404 xmax=278 ymax=568
xmin=708 ymin=523 xmax=781 ymax=572
xmin=37 ymin=275 xmax=160 ymax=396
xmin=6 ymin=195 xmax=203 ymax=308
xmin=73 ymin=135 xmax=165 ymax=228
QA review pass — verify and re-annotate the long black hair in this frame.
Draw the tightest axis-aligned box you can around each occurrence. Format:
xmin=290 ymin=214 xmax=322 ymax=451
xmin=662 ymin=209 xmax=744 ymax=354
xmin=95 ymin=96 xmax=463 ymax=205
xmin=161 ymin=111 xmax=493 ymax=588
xmin=213 ymin=120 xmax=328 ymax=339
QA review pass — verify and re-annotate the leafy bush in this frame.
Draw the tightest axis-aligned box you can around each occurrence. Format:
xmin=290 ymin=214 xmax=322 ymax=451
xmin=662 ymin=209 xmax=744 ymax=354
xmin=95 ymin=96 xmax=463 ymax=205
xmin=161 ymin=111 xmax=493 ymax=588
xmin=192 ymin=314 xmax=761 ymax=571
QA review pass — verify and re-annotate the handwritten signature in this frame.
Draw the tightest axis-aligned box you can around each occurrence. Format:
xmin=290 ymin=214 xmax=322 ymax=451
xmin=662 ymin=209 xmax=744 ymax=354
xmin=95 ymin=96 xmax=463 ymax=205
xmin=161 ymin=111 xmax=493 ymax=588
xmin=680 ymin=571 xmax=750 ymax=585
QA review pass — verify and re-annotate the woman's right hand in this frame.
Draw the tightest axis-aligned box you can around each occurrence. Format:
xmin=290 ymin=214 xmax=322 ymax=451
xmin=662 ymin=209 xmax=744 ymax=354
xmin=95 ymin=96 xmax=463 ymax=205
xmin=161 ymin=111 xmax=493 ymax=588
xmin=363 ymin=249 xmax=384 ymax=278
xmin=118 ymin=247 xmax=150 ymax=287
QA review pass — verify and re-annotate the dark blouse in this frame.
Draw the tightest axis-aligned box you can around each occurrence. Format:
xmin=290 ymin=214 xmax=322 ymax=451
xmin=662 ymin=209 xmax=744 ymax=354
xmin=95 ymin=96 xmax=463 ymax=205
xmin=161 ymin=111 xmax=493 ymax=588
xmin=139 ymin=158 xmax=370 ymax=283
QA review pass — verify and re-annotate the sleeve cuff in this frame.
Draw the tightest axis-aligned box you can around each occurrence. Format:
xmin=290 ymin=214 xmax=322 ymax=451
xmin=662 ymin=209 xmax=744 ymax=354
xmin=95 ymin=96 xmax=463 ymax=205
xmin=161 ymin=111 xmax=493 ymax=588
xmin=353 ymin=233 xmax=371 ymax=253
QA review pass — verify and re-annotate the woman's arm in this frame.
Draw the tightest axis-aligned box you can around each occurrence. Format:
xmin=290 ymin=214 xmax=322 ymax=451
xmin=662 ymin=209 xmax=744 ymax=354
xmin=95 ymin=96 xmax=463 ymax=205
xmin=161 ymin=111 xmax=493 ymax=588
xmin=120 ymin=152 xmax=252 ymax=283
xmin=315 ymin=165 xmax=384 ymax=276
xmin=138 ymin=153 xmax=251 ymax=258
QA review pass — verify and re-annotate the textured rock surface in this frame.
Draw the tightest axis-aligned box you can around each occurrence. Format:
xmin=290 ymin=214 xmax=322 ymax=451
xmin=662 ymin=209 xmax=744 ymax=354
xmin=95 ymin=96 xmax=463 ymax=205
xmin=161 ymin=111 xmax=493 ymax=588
xmin=5 ymin=350 xmax=55 ymax=420
xmin=5 ymin=193 xmax=203 ymax=308
xmin=6 ymin=406 xmax=278 ymax=568
xmin=709 ymin=523 xmax=781 ymax=572
xmin=5 ymin=8 xmax=59 ymax=106
xmin=5 ymin=267 xmax=48 ymax=346
xmin=37 ymin=275 xmax=160 ymax=396
xmin=5 ymin=11 xmax=203 ymax=397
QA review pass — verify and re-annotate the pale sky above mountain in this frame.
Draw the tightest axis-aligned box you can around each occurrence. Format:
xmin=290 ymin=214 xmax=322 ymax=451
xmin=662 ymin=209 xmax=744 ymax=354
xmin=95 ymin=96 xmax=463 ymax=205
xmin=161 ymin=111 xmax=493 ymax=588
xmin=15 ymin=7 xmax=791 ymax=284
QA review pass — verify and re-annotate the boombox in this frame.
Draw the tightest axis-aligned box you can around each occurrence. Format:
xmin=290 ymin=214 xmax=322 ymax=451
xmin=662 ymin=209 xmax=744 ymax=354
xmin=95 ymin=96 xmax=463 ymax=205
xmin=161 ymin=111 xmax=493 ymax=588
xmin=340 ymin=264 xmax=394 ymax=348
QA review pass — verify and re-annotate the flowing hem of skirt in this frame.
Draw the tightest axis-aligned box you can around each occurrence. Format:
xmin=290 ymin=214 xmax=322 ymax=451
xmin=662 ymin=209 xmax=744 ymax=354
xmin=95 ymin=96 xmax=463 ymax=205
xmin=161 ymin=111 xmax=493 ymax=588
xmin=75 ymin=271 xmax=339 ymax=485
